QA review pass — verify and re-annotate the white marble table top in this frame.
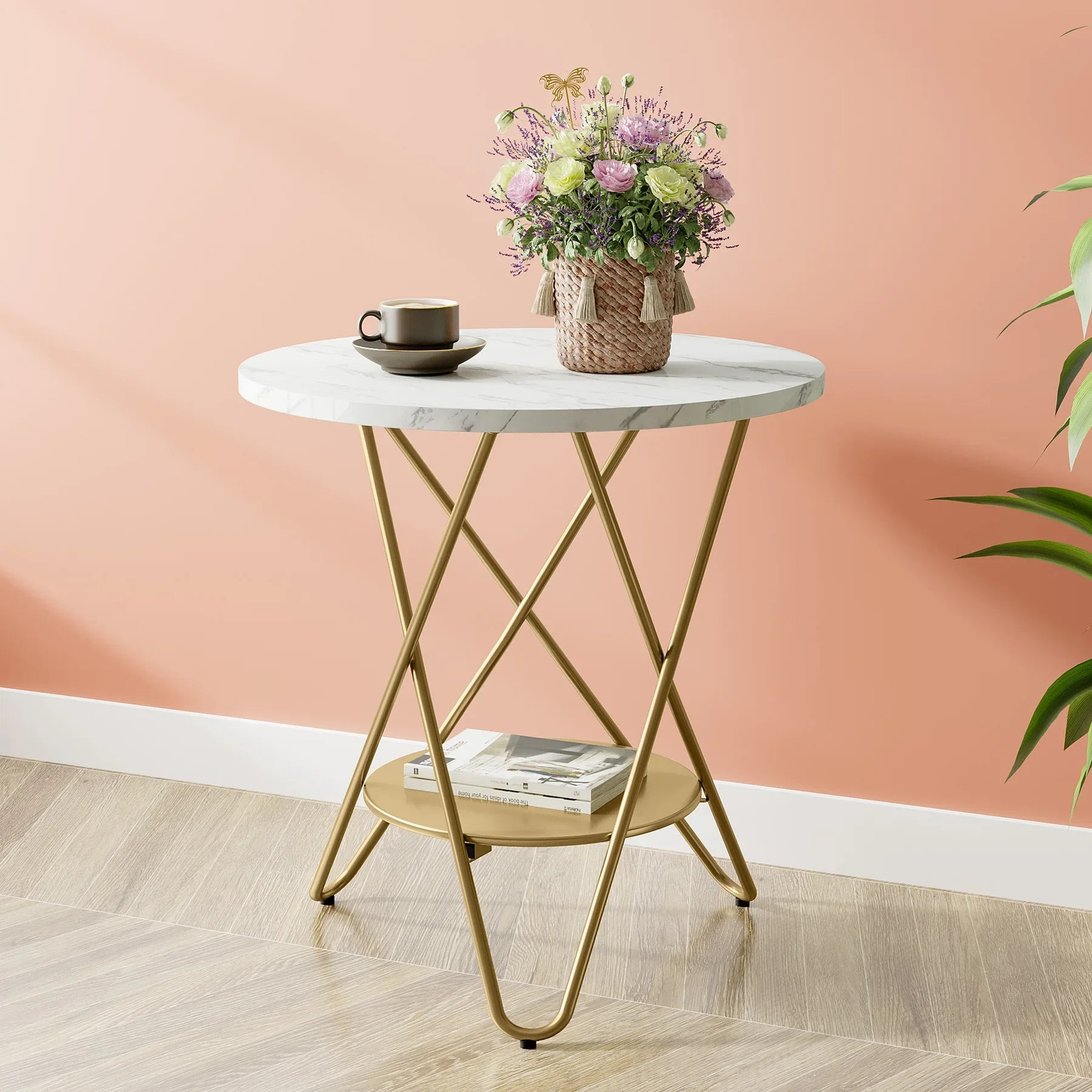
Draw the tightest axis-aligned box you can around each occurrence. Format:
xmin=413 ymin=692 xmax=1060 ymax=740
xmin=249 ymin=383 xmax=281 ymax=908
xmin=238 ymin=328 xmax=824 ymax=434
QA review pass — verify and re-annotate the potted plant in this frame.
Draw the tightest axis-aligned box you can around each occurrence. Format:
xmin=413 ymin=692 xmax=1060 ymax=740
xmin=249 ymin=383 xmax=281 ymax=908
xmin=942 ymin=80 xmax=1092 ymax=809
xmin=478 ymin=69 xmax=736 ymax=374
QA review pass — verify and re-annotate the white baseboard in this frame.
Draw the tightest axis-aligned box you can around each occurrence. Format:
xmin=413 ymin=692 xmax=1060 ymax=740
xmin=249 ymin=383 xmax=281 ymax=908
xmin=3 ymin=687 xmax=1090 ymax=910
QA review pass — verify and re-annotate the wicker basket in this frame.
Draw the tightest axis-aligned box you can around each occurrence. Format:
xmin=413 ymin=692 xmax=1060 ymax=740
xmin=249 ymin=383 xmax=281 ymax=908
xmin=553 ymin=256 xmax=675 ymax=374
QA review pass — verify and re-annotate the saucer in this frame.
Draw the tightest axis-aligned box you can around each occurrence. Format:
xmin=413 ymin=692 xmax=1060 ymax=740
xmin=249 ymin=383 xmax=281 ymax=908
xmin=352 ymin=336 xmax=486 ymax=376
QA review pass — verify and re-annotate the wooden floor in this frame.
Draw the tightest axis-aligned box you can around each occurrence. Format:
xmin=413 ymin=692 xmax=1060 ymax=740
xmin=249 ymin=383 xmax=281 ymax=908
xmin=2 ymin=757 xmax=1091 ymax=1090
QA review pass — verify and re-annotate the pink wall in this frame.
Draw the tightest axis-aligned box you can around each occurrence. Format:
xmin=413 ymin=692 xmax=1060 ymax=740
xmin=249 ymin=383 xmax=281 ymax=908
xmin=3 ymin=0 xmax=1091 ymax=826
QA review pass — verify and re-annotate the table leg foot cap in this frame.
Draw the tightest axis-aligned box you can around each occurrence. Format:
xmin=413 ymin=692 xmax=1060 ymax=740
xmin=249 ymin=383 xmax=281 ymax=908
xmin=520 ymin=1040 xmax=537 ymax=1050
xmin=321 ymin=895 xmax=335 ymax=906
xmin=735 ymin=898 xmax=750 ymax=908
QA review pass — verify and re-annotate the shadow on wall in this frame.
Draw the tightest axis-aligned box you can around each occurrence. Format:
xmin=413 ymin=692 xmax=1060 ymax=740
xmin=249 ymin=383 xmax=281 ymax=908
xmin=0 ymin=574 xmax=184 ymax=706
xmin=837 ymin=426 xmax=1088 ymax=652
xmin=34 ymin=1 xmax=378 ymax=195
xmin=0 ymin=308 xmax=366 ymax=554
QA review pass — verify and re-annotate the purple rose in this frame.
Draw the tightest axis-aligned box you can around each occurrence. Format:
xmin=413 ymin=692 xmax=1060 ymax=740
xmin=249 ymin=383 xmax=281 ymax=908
xmin=616 ymin=115 xmax=672 ymax=150
xmin=506 ymin=168 xmax=545 ymax=210
xmin=702 ymin=169 xmax=735 ymax=204
xmin=592 ymin=159 xmax=638 ymax=194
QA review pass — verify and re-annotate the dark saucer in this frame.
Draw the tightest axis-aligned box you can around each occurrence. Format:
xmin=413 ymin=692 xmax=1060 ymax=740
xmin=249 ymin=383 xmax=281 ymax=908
xmin=352 ymin=336 xmax=486 ymax=376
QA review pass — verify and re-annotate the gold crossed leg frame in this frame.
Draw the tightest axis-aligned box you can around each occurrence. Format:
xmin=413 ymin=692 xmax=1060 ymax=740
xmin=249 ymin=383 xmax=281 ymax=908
xmin=310 ymin=422 xmax=757 ymax=1047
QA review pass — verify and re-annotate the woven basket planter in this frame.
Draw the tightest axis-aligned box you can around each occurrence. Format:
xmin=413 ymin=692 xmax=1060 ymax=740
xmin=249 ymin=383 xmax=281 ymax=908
xmin=551 ymin=256 xmax=677 ymax=375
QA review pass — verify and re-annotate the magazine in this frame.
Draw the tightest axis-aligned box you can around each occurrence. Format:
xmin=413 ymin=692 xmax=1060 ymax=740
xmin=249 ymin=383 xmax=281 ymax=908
xmin=403 ymin=775 xmax=625 ymax=815
xmin=403 ymin=730 xmax=635 ymax=802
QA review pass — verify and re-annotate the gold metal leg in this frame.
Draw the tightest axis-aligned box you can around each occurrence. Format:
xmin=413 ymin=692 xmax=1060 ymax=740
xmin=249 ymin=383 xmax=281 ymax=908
xmin=572 ymin=425 xmax=757 ymax=903
xmin=309 ymin=429 xmax=495 ymax=901
xmin=310 ymin=423 xmax=759 ymax=1044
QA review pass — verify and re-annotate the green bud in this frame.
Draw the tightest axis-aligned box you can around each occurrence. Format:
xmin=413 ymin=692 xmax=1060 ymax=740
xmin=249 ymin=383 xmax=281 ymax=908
xmin=714 ymin=122 xmax=727 ymax=139
xmin=494 ymin=110 xmax=515 ymax=132
xmin=695 ymin=129 xmax=707 ymax=147
xmin=622 ymin=73 xmax=635 ymax=88
xmin=597 ymin=75 xmax=611 ymax=95
xmin=626 ymin=235 xmax=646 ymax=260
xmin=497 ymin=218 xmax=515 ymax=237
xmin=723 ymin=209 xmax=735 ymax=227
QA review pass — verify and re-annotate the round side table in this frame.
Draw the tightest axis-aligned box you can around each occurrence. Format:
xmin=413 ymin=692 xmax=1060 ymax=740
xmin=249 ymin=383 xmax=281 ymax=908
xmin=238 ymin=328 xmax=825 ymax=1047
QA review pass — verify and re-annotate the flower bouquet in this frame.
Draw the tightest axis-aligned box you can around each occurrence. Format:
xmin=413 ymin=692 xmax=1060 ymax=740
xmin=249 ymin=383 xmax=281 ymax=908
xmin=479 ymin=69 xmax=735 ymax=374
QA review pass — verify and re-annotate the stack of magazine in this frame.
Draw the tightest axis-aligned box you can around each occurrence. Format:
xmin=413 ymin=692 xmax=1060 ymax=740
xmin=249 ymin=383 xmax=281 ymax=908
xmin=403 ymin=730 xmax=636 ymax=815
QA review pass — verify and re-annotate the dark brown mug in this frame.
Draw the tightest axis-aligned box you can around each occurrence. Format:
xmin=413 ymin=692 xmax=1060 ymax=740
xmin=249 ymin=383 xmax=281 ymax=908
xmin=358 ymin=298 xmax=459 ymax=350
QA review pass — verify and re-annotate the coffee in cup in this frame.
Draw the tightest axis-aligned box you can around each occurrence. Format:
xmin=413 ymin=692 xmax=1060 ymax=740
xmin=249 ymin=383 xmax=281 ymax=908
xmin=358 ymin=298 xmax=459 ymax=350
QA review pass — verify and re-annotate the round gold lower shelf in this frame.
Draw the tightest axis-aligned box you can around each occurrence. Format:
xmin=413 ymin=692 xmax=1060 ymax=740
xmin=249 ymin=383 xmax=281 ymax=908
xmin=362 ymin=753 xmax=701 ymax=848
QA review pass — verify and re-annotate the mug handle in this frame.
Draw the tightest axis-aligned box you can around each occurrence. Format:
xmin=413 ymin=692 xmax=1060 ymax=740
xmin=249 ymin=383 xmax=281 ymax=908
xmin=358 ymin=309 xmax=382 ymax=342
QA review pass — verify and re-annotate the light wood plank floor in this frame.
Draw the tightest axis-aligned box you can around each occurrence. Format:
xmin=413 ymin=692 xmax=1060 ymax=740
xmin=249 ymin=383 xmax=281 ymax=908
xmin=1 ymin=756 xmax=1090 ymax=1089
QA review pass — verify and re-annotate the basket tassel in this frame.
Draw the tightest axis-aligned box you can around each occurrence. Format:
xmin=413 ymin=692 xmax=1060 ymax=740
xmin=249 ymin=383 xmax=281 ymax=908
xmin=639 ymin=274 xmax=668 ymax=323
xmin=673 ymin=268 xmax=696 ymax=315
xmin=575 ymin=273 xmax=598 ymax=323
xmin=531 ymin=263 xmax=555 ymax=316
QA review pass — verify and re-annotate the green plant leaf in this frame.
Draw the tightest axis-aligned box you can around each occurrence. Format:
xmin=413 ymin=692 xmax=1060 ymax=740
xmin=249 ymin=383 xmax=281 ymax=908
xmin=940 ymin=488 xmax=1092 ymax=535
xmin=1057 ymin=339 xmax=1092 ymax=410
xmin=1040 ymin=419 xmax=1070 ymax=458
xmin=1010 ymin=659 xmax=1092 ymax=778
xmin=999 ymin=286 xmax=1074 ymax=337
xmin=959 ymin=539 xmax=1092 ymax=579
xmin=1071 ymin=219 xmax=1092 ymax=336
xmin=1025 ymin=175 xmax=1092 ymax=210
xmin=1072 ymin=729 xmax=1092 ymax=818
xmin=1070 ymin=372 xmax=1092 ymax=467
xmin=939 ymin=494 xmax=1016 ymax=507
xmin=1008 ymin=487 xmax=1092 ymax=534
xmin=939 ymin=492 xmax=1073 ymax=526
xmin=1066 ymin=691 xmax=1092 ymax=749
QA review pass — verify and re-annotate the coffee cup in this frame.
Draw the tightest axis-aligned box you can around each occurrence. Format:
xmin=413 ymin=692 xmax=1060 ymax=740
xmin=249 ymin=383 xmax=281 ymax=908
xmin=358 ymin=298 xmax=459 ymax=350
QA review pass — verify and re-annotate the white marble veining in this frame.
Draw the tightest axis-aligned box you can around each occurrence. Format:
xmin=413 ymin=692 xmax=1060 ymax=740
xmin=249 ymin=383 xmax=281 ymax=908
xmin=238 ymin=328 xmax=825 ymax=433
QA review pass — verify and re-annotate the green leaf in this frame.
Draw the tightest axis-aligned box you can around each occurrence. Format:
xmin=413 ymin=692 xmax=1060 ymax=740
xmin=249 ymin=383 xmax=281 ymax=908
xmin=1025 ymin=175 xmax=1092 ymax=210
xmin=939 ymin=488 xmax=1092 ymax=535
xmin=1008 ymin=487 xmax=1092 ymax=534
xmin=1073 ymin=730 xmax=1092 ymax=817
xmin=1070 ymin=373 xmax=1092 ymax=467
xmin=959 ymin=539 xmax=1092 ymax=580
xmin=1041 ymin=419 xmax=1070 ymax=457
xmin=1071 ymin=219 xmax=1092 ymax=336
xmin=1065 ymin=691 xmax=1092 ymax=749
xmin=1057 ymin=338 xmax=1092 ymax=410
xmin=1010 ymin=659 xmax=1092 ymax=778
xmin=998 ymin=286 xmax=1074 ymax=337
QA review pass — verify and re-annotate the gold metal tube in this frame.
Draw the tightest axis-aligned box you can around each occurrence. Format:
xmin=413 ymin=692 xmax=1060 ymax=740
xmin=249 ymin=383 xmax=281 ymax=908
xmin=573 ymin=424 xmax=757 ymax=903
xmin=388 ymin=427 xmax=629 ymax=743
xmin=309 ymin=429 xmax=495 ymax=901
xmin=482 ymin=424 xmax=758 ymax=1043
xmin=312 ymin=428 xmax=452 ymax=897
xmin=436 ymin=431 xmax=638 ymax=737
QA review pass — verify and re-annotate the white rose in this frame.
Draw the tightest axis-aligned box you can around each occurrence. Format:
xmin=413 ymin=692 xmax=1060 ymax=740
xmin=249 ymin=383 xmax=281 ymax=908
xmin=581 ymin=101 xmax=621 ymax=130
xmin=550 ymin=128 xmax=590 ymax=158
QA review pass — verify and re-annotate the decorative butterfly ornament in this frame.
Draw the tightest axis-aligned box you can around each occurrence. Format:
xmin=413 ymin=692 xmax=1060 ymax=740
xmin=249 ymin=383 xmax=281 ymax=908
xmin=539 ymin=67 xmax=588 ymax=127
